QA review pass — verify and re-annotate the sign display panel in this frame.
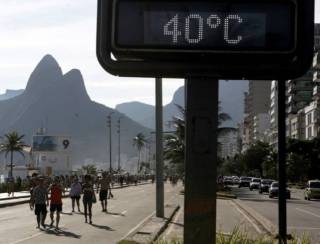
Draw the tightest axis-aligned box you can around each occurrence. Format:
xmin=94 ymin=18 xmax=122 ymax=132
xmin=96 ymin=0 xmax=314 ymax=79
xmin=32 ymin=136 xmax=71 ymax=152
xmin=113 ymin=0 xmax=296 ymax=53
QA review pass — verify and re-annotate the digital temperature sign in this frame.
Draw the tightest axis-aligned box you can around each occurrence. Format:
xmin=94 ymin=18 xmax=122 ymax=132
xmin=96 ymin=0 xmax=314 ymax=79
xmin=113 ymin=0 xmax=295 ymax=53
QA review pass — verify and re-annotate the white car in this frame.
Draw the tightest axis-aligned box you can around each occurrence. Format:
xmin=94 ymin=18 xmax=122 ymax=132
xmin=249 ymin=178 xmax=261 ymax=191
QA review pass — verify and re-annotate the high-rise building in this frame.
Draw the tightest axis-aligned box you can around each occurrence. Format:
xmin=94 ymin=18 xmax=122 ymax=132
xmin=218 ymin=130 xmax=240 ymax=159
xmin=242 ymin=81 xmax=271 ymax=150
xmin=269 ymin=80 xmax=279 ymax=147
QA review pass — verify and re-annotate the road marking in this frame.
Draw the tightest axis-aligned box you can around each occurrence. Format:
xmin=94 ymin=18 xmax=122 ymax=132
xmin=288 ymin=226 xmax=320 ymax=230
xmin=296 ymin=208 xmax=320 ymax=218
xmin=9 ymin=224 xmax=66 ymax=244
xmin=9 ymin=232 xmax=44 ymax=244
xmin=112 ymin=210 xmax=128 ymax=218
xmin=121 ymin=211 xmax=156 ymax=240
xmin=229 ymin=201 xmax=262 ymax=234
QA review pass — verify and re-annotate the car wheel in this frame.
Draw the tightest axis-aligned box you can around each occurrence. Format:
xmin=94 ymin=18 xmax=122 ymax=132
xmin=269 ymin=195 xmax=272 ymax=198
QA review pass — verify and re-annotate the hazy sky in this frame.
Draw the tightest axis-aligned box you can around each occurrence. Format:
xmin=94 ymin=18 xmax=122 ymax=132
xmin=0 ymin=0 xmax=319 ymax=108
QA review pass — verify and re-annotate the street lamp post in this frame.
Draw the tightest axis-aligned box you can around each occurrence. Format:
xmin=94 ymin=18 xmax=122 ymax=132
xmin=117 ymin=118 xmax=121 ymax=171
xmin=107 ymin=112 xmax=114 ymax=172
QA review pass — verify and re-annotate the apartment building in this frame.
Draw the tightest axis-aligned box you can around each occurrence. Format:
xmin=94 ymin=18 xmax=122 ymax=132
xmin=242 ymin=81 xmax=271 ymax=150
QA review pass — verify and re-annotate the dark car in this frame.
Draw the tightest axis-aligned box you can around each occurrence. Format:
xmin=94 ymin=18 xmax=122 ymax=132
xmin=239 ymin=177 xmax=252 ymax=188
xmin=259 ymin=179 xmax=274 ymax=194
xmin=269 ymin=182 xmax=291 ymax=199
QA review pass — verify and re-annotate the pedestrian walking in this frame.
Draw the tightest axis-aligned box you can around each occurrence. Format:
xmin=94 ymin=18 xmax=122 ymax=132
xmin=7 ymin=176 xmax=15 ymax=197
xmin=96 ymin=172 xmax=111 ymax=212
xmin=70 ymin=177 xmax=82 ymax=212
xmin=31 ymin=177 xmax=49 ymax=229
xmin=82 ymin=175 xmax=95 ymax=224
xmin=48 ymin=176 xmax=64 ymax=230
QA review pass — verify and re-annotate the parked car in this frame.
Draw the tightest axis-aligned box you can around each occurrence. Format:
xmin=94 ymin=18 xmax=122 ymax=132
xmin=223 ymin=176 xmax=234 ymax=185
xmin=232 ymin=176 xmax=240 ymax=185
xmin=249 ymin=178 xmax=261 ymax=191
xmin=239 ymin=177 xmax=252 ymax=188
xmin=259 ymin=179 xmax=274 ymax=194
xmin=269 ymin=182 xmax=291 ymax=199
xmin=304 ymin=180 xmax=320 ymax=200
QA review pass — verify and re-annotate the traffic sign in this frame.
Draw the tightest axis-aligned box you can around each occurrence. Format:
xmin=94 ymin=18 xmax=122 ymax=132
xmin=97 ymin=0 xmax=314 ymax=79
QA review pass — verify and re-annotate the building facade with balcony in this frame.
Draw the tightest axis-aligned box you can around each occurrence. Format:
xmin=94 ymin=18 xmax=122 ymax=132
xmin=253 ymin=113 xmax=270 ymax=142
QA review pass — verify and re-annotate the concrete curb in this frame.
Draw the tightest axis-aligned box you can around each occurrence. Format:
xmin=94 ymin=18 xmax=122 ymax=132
xmin=153 ymin=205 xmax=181 ymax=242
xmin=121 ymin=204 xmax=180 ymax=244
xmin=232 ymin=199 xmax=276 ymax=236
xmin=0 ymin=182 xmax=152 ymax=208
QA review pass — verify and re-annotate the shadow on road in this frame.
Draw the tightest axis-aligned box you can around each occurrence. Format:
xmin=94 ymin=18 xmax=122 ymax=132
xmin=90 ymin=223 xmax=114 ymax=231
xmin=44 ymin=228 xmax=81 ymax=239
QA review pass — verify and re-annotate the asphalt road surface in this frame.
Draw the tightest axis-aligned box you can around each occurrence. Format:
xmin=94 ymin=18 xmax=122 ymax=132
xmin=0 ymin=183 xmax=181 ymax=244
xmin=232 ymin=185 xmax=320 ymax=242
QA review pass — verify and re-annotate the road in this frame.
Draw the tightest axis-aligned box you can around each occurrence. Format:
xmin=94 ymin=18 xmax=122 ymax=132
xmin=232 ymin=185 xmax=320 ymax=242
xmin=0 ymin=183 xmax=181 ymax=244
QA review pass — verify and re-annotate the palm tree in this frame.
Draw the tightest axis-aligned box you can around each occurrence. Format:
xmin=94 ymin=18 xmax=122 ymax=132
xmin=133 ymin=133 xmax=147 ymax=173
xmin=0 ymin=132 xmax=26 ymax=178
xmin=164 ymin=104 xmax=234 ymax=177
xmin=81 ymin=164 xmax=97 ymax=175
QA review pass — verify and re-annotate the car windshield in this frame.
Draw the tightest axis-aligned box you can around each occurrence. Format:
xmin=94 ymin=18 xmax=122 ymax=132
xmin=253 ymin=179 xmax=260 ymax=183
xmin=272 ymin=183 xmax=279 ymax=187
xmin=310 ymin=182 xmax=320 ymax=188
xmin=241 ymin=177 xmax=251 ymax=181
xmin=262 ymin=180 xmax=273 ymax=184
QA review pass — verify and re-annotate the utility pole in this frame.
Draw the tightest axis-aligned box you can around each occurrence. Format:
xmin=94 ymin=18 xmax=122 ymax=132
xmin=155 ymin=77 xmax=164 ymax=218
xmin=117 ymin=118 xmax=121 ymax=171
xmin=107 ymin=112 xmax=114 ymax=172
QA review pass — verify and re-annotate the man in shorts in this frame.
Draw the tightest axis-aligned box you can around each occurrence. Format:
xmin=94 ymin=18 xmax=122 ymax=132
xmin=31 ymin=177 xmax=49 ymax=229
xmin=49 ymin=176 xmax=64 ymax=230
xmin=96 ymin=172 xmax=111 ymax=212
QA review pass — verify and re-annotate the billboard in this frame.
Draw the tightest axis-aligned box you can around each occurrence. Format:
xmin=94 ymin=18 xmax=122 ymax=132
xmin=32 ymin=136 xmax=71 ymax=152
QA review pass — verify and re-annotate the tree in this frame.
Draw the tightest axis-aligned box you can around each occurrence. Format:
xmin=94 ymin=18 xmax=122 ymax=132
xmin=241 ymin=141 xmax=272 ymax=177
xmin=133 ymin=133 xmax=147 ymax=173
xmin=0 ymin=132 xmax=26 ymax=178
xmin=164 ymin=104 xmax=234 ymax=177
xmin=81 ymin=164 xmax=97 ymax=175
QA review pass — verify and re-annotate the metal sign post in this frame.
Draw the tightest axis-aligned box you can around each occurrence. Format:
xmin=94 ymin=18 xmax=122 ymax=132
xmin=155 ymin=78 xmax=164 ymax=218
xmin=184 ymin=78 xmax=218 ymax=244
xmin=277 ymin=80 xmax=288 ymax=243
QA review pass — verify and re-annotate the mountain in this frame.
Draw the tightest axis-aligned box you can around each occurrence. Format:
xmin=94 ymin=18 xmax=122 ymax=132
xmin=0 ymin=89 xmax=24 ymax=101
xmin=0 ymin=55 xmax=151 ymax=169
xmin=116 ymin=81 xmax=248 ymax=129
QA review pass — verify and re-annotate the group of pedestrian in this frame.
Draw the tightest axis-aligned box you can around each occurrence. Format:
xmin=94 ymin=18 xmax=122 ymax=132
xmin=29 ymin=172 xmax=112 ymax=230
